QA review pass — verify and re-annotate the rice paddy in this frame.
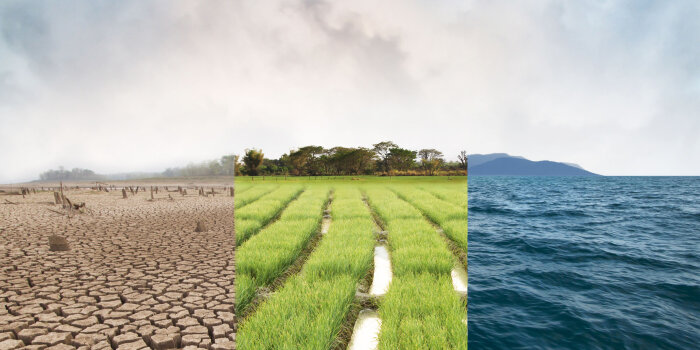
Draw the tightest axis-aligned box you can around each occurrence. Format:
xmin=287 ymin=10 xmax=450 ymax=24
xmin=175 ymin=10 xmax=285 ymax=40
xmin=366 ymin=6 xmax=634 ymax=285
xmin=234 ymin=177 xmax=467 ymax=349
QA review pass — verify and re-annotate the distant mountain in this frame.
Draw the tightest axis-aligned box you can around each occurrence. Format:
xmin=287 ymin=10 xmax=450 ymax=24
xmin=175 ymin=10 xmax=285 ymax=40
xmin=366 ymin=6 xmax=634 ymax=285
xmin=469 ymin=153 xmax=525 ymax=167
xmin=562 ymin=162 xmax=583 ymax=169
xmin=469 ymin=154 xmax=598 ymax=176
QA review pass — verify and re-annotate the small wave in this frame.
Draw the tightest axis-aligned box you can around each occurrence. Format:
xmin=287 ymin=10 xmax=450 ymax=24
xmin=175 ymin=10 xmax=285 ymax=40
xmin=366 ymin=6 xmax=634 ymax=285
xmin=469 ymin=205 xmax=516 ymax=215
xmin=538 ymin=209 xmax=590 ymax=218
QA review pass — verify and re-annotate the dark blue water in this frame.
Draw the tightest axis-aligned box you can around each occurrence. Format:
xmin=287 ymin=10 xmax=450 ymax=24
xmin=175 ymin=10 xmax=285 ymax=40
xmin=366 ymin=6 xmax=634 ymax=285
xmin=468 ymin=176 xmax=700 ymax=350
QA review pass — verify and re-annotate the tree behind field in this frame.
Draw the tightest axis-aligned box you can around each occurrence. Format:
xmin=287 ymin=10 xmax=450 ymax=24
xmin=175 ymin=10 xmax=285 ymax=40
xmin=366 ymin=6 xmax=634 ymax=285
xmin=337 ymin=147 xmax=376 ymax=174
xmin=388 ymin=147 xmax=417 ymax=172
xmin=39 ymin=167 xmax=103 ymax=181
xmin=373 ymin=141 xmax=398 ymax=172
xmin=458 ymin=151 xmax=468 ymax=173
xmin=220 ymin=154 xmax=238 ymax=176
xmin=243 ymin=149 xmax=264 ymax=176
xmin=287 ymin=146 xmax=324 ymax=175
xmin=418 ymin=149 xmax=444 ymax=175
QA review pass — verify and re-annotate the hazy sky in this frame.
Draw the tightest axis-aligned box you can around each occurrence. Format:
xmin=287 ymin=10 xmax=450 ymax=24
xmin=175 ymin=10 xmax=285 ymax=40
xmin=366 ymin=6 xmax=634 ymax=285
xmin=1 ymin=0 xmax=698 ymax=182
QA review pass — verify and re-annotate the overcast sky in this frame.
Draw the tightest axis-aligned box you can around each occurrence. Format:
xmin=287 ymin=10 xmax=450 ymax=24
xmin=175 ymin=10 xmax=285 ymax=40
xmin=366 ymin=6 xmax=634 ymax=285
xmin=1 ymin=0 xmax=698 ymax=182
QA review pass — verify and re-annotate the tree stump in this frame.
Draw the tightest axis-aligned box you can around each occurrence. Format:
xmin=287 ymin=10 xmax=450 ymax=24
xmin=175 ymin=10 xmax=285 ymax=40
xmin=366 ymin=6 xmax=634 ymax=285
xmin=230 ymin=188 xmax=234 ymax=197
xmin=48 ymin=235 xmax=70 ymax=251
xmin=53 ymin=192 xmax=61 ymax=204
xmin=122 ymin=189 xmax=128 ymax=199
xmin=194 ymin=221 xmax=208 ymax=232
xmin=62 ymin=196 xmax=73 ymax=210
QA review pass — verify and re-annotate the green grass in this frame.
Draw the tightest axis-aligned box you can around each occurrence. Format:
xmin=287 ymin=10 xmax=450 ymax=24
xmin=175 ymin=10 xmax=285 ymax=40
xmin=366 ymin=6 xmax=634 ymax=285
xmin=234 ymin=178 xmax=467 ymax=349
xmin=419 ymin=183 xmax=468 ymax=208
xmin=392 ymin=186 xmax=468 ymax=255
xmin=238 ymin=276 xmax=357 ymax=349
xmin=235 ymin=186 xmax=330 ymax=313
xmin=365 ymin=186 xmax=467 ymax=349
xmin=379 ymin=274 xmax=467 ymax=349
xmin=234 ymin=185 xmax=304 ymax=245
xmin=237 ymin=186 xmax=376 ymax=349
xmin=235 ymin=175 xmax=466 ymax=184
xmin=234 ymin=184 xmax=279 ymax=208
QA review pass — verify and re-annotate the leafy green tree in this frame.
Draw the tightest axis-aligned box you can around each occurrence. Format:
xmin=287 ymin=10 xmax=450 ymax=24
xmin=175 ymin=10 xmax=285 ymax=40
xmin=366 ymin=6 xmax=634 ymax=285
xmin=335 ymin=147 xmax=376 ymax=174
xmin=243 ymin=149 xmax=264 ymax=176
xmin=418 ymin=149 xmax=444 ymax=175
xmin=373 ymin=141 xmax=398 ymax=172
xmin=388 ymin=148 xmax=417 ymax=171
xmin=288 ymin=146 xmax=324 ymax=175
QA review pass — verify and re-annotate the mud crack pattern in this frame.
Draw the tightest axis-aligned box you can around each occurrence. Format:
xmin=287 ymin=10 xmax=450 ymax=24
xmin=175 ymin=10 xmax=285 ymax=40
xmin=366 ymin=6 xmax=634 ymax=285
xmin=0 ymin=190 xmax=235 ymax=350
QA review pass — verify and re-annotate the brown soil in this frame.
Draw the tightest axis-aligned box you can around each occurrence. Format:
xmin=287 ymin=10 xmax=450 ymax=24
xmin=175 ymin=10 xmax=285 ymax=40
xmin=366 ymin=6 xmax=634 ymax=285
xmin=0 ymin=187 xmax=235 ymax=350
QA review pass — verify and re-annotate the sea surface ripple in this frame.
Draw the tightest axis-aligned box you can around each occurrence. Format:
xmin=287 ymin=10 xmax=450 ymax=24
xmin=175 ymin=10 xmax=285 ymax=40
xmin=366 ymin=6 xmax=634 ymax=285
xmin=468 ymin=176 xmax=700 ymax=349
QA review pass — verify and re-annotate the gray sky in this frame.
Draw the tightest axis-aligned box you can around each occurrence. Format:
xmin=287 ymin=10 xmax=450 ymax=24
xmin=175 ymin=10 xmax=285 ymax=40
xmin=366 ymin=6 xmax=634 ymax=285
xmin=1 ymin=0 xmax=698 ymax=182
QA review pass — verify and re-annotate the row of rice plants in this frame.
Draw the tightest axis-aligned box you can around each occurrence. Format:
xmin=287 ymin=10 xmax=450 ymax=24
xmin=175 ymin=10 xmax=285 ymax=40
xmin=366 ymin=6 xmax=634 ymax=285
xmin=235 ymin=185 xmax=305 ymax=246
xmin=237 ymin=186 xmax=375 ymax=349
xmin=234 ymin=184 xmax=279 ymax=208
xmin=392 ymin=185 xmax=468 ymax=256
xmin=365 ymin=186 xmax=467 ymax=349
xmin=419 ymin=183 xmax=467 ymax=208
xmin=234 ymin=182 xmax=253 ymax=194
xmin=236 ymin=186 xmax=330 ymax=314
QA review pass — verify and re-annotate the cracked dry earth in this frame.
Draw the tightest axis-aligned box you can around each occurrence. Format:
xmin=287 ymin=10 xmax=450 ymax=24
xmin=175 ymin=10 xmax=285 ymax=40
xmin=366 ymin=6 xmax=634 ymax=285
xmin=0 ymin=190 xmax=235 ymax=350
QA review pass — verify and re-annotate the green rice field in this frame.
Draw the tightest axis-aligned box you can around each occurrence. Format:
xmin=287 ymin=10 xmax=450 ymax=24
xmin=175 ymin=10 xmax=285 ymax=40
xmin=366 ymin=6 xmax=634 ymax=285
xmin=234 ymin=176 xmax=467 ymax=349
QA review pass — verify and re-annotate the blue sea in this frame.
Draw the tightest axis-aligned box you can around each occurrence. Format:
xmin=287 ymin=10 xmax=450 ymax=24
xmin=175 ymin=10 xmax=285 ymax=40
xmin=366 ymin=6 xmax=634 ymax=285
xmin=468 ymin=176 xmax=700 ymax=349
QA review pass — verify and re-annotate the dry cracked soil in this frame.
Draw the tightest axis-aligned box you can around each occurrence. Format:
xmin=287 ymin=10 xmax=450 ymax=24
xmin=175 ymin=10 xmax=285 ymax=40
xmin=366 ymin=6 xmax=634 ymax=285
xmin=0 ymin=187 xmax=235 ymax=350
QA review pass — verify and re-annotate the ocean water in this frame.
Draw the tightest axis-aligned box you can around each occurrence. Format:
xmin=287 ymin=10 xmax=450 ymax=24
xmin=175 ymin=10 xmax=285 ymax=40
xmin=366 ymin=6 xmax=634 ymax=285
xmin=468 ymin=176 xmax=700 ymax=349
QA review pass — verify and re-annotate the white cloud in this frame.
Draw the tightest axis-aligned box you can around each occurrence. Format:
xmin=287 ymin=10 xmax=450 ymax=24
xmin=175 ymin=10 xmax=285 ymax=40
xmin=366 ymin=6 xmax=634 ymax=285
xmin=0 ymin=0 xmax=698 ymax=182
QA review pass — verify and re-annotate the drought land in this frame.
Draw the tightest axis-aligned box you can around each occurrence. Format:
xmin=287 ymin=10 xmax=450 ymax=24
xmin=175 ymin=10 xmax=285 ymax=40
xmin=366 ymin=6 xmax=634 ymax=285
xmin=0 ymin=181 xmax=236 ymax=350
xmin=234 ymin=176 xmax=467 ymax=350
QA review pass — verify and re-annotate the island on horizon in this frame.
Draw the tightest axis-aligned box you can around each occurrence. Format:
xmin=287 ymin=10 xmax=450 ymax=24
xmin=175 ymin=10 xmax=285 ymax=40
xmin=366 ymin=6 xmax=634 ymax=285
xmin=468 ymin=153 xmax=599 ymax=176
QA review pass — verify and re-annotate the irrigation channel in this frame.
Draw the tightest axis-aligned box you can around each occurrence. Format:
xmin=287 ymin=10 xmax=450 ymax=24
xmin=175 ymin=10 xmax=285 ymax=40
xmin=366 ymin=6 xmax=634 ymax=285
xmin=234 ymin=177 xmax=467 ymax=349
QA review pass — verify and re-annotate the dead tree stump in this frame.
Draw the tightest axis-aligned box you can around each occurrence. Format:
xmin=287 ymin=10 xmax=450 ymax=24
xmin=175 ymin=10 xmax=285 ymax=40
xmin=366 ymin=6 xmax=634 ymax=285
xmin=49 ymin=235 xmax=70 ymax=251
xmin=195 ymin=221 xmax=208 ymax=232
xmin=122 ymin=189 xmax=128 ymax=199
xmin=63 ymin=196 xmax=73 ymax=210
xmin=53 ymin=192 xmax=61 ymax=204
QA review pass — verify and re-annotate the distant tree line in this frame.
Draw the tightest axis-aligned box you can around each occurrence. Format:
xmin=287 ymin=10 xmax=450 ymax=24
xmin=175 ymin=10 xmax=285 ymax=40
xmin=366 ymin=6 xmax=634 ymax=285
xmin=162 ymin=155 xmax=238 ymax=178
xmin=236 ymin=141 xmax=467 ymax=176
xmin=37 ymin=142 xmax=467 ymax=180
xmin=39 ymin=167 xmax=104 ymax=181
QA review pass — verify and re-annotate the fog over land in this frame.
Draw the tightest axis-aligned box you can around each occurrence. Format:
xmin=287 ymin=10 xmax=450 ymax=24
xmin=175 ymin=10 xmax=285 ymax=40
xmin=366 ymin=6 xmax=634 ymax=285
xmin=1 ymin=0 xmax=698 ymax=182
